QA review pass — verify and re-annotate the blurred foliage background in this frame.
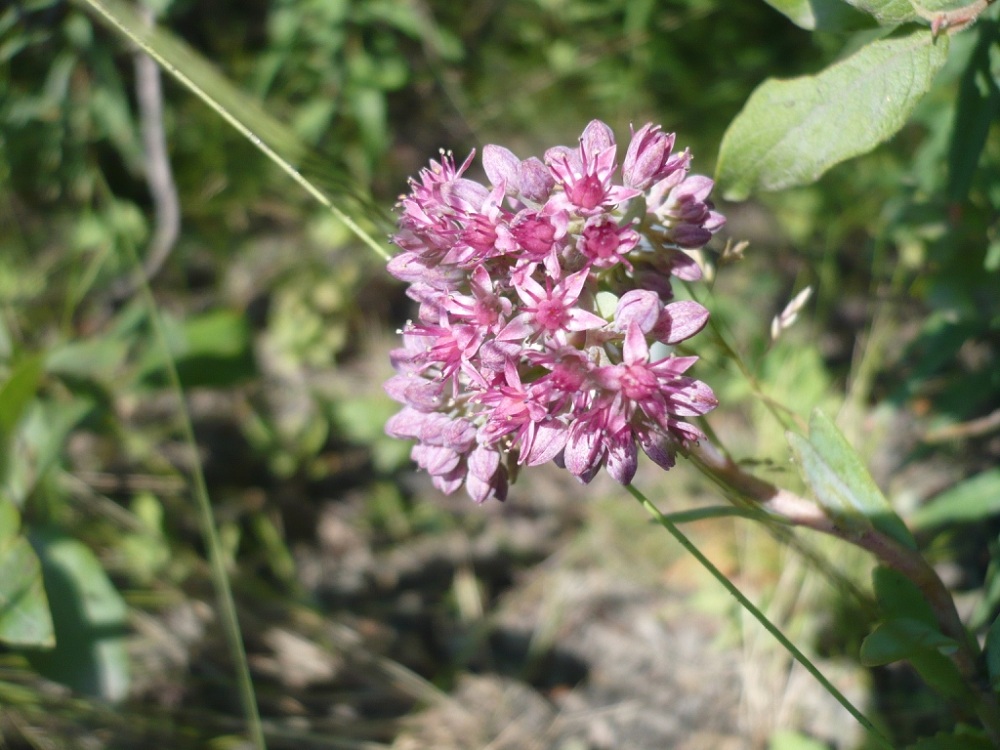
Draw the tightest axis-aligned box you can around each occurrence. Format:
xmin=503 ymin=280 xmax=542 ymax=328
xmin=0 ymin=0 xmax=998 ymax=748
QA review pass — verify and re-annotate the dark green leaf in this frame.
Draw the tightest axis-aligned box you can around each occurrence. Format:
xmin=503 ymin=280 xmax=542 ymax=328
xmin=907 ymin=647 xmax=973 ymax=700
xmin=860 ymin=618 xmax=958 ymax=665
xmin=947 ymin=20 xmax=1000 ymax=201
xmin=27 ymin=530 xmax=130 ymax=701
xmin=0 ymin=501 xmax=55 ymax=648
xmin=717 ymin=29 xmax=949 ymax=200
xmin=911 ymin=469 xmax=1000 ymax=529
xmin=903 ymin=726 xmax=993 ymax=750
xmin=762 ymin=0 xmax=873 ymax=30
xmin=872 ymin=566 xmax=938 ymax=625
xmin=985 ymin=613 xmax=1000 ymax=690
xmin=138 ymin=309 xmax=256 ymax=388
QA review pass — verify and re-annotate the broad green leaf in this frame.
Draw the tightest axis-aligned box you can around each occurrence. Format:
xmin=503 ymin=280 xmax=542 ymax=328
xmin=861 ymin=617 xmax=970 ymax=699
xmin=788 ymin=432 xmax=873 ymax=535
xmin=860 ymin=618 xmax=958 ymax=665
xmin=872 ymin=566 xmax=937 ymax=625
xmin=947 ymin=20 xmax=1000 ymax=201
xmin=137 ymin=309 xmax=256 ymax=388
xmin=907 ymin=647 xmax=972 ymax=700
xmin=762 ymin=0 xmax=873 ymax=30
xmin=27 ymin=530 xmax=130 ymax=702
xmin=806 ymin=410 xmax=916 ymax=547
xmin=911 ymin=468 xmax=1000 ymax=529
xmin=0 ymin=501 xmax=55 ymax=648
xmin=3 ymin=398 xmax=93 ymax=507
xmin=787 ymin=410 xmax=916 ymax=548
xmin=0 ymin=355 xmax=43 ymax=440
xmin=841 ymin=0 xmax=918 ymax=25
xmin=717 ymin=29 xmax=949 ymax=200
xmin=45 ymin=336 xmax=128 ymax=381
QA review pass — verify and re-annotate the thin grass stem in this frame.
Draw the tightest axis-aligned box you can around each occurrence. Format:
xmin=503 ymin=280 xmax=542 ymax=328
xmin=624 ymin=483 xmax=893 ymax=750
xmin=120 ymin=239 xmax=266 ymax=749
xmin=76 ymin=0 xmax=389 ymax=262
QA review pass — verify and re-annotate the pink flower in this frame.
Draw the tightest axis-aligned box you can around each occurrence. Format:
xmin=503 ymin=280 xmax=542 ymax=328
xmin=497 ymin=267 xmax=606 ymax=342
xmin=384 ymin=120 xmax=724 ymax=502
xmin=547 ymin=120 xmax=641 ymax=215
xmin=622 ymin=123 xmax=678 ymax=190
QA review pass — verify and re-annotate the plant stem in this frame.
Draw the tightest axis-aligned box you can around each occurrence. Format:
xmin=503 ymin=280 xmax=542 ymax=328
xmin=624 ymin=484 xmax=893 ymax=749
xmin=123 ymin=246 xmax=266 ymax=749
xmin=688 ymin=440 xmax=1000 ymax=746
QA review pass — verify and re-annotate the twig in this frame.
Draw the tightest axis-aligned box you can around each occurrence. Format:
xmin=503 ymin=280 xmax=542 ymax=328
xmin=923 ymin=407 xmax=1000 ymax=444
xmin=111 ymin=3 xmax=180 ymax=302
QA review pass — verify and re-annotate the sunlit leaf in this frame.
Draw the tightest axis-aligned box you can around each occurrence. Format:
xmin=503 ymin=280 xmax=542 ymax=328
xmin=769 ymin=729 xmax=831 ymax=750
xmin=717 ymin=29 xmax=949 ymax=200
xmin=0 ymin=355 xmax=43 ymax=441
xmin=787 ymin=410 xmax=916 ymax=549
xmin=3 ymin=398 xmax=93 ymax=507
xmin=840 ymin=0 xmax=919 ymax=25
xmin=761 ymin=0 xmax=873 ymax=30
xmin=27 ymin=530 xmax=130 ymax=702
xmin=0 ymin=501 xmax=55 ymax=648
xmin=911 ymin=468 xmax=1000 ymax=529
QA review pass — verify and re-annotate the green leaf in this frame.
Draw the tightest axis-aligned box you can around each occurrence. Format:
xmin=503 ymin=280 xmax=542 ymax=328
xmin=762 ymin=0 xmax=873 ymax=31
xmin=716 ymin=29 xmax=949 ymax=200
xmin=3 ymin=398 xmax=93 ymax=507
xmin=860 ymin=618 xmax=959 ymax=665
xmin=946 ymin=20 xmax=1000 ymax=201
xmin=27 ymin=530 xmax=130 ymax=702
xmin=985 ymin=613 xmax=1000 ymax=690
xmin=911 ymin=468 xmax=1000 ymax=529
xmin=787 ymin=410 xmax=917 ymax=548
xmin=0 ymin=355 xmax=43 ymax=441
xmin=872 ymin=566 xmax=937 ymax=625
xmin=769 ymin=729 xmax=830 ymax=750
xmin=907 ymin=647 xmax=973 ymax=700
xmin=45 ymin=336 xmax=128 ymax=381
xmin=840 ymin=0 xmax=919 ymax=25
xmin=0 ymin=501 xmax=55 ymax=648
xmin=137 ymin=309 xmax=256 ymax=388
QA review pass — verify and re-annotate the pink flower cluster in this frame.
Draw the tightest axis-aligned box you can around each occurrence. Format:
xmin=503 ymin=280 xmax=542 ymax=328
xmin=385 ymin=120 xmax=724 ymax=503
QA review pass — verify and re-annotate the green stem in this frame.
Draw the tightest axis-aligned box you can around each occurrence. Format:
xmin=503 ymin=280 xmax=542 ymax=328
xmin=688 ymin=440 xmax=1000 ymax=747
xmin=124 ymin=244 xmax=266 ymax=749
xmin=624 ymin=483 xmax=893 ymax=750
